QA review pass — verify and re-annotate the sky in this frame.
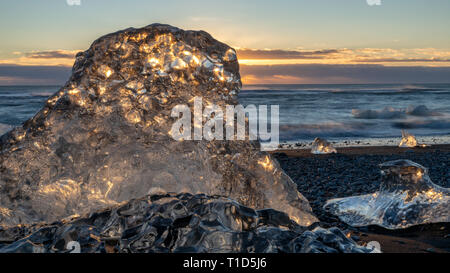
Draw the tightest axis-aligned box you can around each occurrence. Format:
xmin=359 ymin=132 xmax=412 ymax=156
xmin=0 ymin=0 xmax=449 ymax=85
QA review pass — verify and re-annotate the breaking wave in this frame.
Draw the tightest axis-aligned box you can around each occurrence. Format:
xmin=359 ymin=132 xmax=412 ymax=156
xmin=392 ymin=119 xmax=450 ymax=130
xmin=279 ymin=122 xmax=373 ymax=140
xmin=31 ymin=92 xmax=55 ymax=97
xmin=352 ymin=105 xmax=441 ymax=119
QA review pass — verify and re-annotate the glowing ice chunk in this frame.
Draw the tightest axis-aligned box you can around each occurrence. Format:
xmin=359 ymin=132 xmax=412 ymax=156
xmin=399 ymin=130 xmax=428 ymax=148
xmin=311 ymin=138 xmax=337 ymax=154
xmin=399 ymin=130 xmax=418 ymax=147
xmin=324 ymin=160 xmax=450 ymax=229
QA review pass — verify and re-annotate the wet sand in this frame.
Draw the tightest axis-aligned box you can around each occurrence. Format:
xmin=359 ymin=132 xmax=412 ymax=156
xmin=271 ymin=144 xmax=450 ymax=253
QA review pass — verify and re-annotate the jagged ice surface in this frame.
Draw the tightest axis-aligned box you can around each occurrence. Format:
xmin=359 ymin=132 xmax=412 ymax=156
xmin=324 ymin=159 xmax=450 ymax=229
xmin=0 ymin=24 xmax=317 ymax=227
xmin=0 ymin=193 xmax=371 ymax=253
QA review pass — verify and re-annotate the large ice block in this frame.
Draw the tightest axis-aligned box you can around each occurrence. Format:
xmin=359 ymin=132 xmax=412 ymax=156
xmin=0 ymin=24 xmax=317 ymax=227
xmin=324 ymin=160 xmax=449 ymax=229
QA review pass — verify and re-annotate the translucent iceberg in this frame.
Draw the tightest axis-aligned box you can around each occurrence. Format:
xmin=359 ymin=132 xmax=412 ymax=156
xmin=0 ymin=24 xmax=317 ymax=227
xmin=311 ymin=137 xmax=337 ymax=154
xmin=324 ymin=159 xmax=450 ymax=229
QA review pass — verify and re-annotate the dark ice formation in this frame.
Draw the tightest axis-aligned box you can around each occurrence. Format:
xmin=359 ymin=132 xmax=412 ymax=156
xmin=0 ymin=24 xmax=317 ymax=227
xmin=0 ymin=193 xmax=371 ymax=253
xmin=324 ymin=160 xmax=450 ymax=229
xmin=311 ymin=137 xmax=337 ymax=154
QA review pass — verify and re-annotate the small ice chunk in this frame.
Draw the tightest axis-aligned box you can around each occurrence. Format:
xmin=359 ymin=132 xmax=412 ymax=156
xmin=311 ymin=138 xmax=337 ymax=154
xmin=399 ymin=130 xmax=428 ymax=148
xmin=324 ymin=159 xmax=450 ymax=229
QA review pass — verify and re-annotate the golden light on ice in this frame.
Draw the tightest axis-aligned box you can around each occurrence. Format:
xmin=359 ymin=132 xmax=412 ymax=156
xmin=399 ymin=130 xmax=418 ymax=148
xmin=424 ymin=189 xmax=443 ymax=201
xmin=99 ymin=65 xmax=113 ymax=78
xmin=399 ymin=131 xmax=430 ymax=148
xmin=416 ymin=170 xmax=423 ymax=179
xmin=67 ymin=89 xmax=80 ymax=95
xmin=0 ymin=207 xmax=12 ymax=217
xmin=311 ymin=138 xmax=337 ymax=154
xmin=258 ymin=156 xmax=274 ymax=171
xmin=105 ymin=181 xmax=114 ymax=197
xmin=148 ymin=57 xmax=159 ymax=67
xmin=318 ymin=144 xmax=334 ymax=154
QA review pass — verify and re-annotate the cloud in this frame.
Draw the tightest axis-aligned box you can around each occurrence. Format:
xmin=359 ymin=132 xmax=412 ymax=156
xmin=354 ymin=58 xmax=450 ymax=63
xmin=240 ymin=64 xmax=450 ymax=84
xmin=237 ymin=48 xmax=340 ymax=60
xmin=0 ymin=64 xmax=72 ymax=85
xmin=0 ymin=50 xmax=79 ymax=66
xmin=2 ymin=63 xmax=450 ymax=85
xmin=1 ymin=54 xmax=450 ymax=85
xmin=236 ymin=47 xmax=450 ymax=67
xmin=24 ymin=50 xmax=79 ymax=59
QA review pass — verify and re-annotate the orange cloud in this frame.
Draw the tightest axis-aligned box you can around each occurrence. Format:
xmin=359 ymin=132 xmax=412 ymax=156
xmin=0 ymin=50 xmax=79 ymax=66
xmin=1 ymin=47 xmax=450 ymax=85
xmin=241 ymin=74 xmax=306 ymax=84
xmin=237 ymin=47 xmax=450 ymax=67
xmin=237 ymin=48 xmax=341 ymax=60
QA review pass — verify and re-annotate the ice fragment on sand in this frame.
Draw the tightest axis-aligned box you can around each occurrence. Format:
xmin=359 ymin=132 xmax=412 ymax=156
xmin=311 ymin=137 xmax=337 ymax=154
xmin=324 ymin=159 xmax=449 ymax=229
xmin=399 ymin=130 xmax=428 ymax=148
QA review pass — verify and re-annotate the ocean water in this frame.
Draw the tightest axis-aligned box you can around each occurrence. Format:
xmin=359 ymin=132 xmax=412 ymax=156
xmin=238 ymin=84 xmax=450 ymax=146
xmin=0 ymin=86 xmax=59 ymax=134
xmin=0 ymin=84 xmax=449 ymax=146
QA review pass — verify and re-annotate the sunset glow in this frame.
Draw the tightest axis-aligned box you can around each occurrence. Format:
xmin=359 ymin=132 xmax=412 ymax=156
xmin=1 ymin=0 xmax=449 ymax=85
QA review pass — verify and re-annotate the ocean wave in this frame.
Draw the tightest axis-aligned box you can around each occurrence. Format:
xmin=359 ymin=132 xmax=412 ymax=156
xmin=279 ymin=122 xmax=373 ymax=140
xmin=352 ymin=107 xmax=404 ymax=119
xmin=398 ymin=84 xmax=443 ymax=93
xmin=241 ymin=86 xmax=449 ymax=96
xmin=31 ymin=91 xmax=56 ymax=97
xmin=352 ymin=105 xmax=441 ymax=120
xmin=392 ymin=119 xmax=450 ymax=130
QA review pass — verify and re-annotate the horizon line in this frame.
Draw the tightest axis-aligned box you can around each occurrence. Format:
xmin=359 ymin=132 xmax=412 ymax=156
xmin=1 ymin=82 xmax=450 ymax=87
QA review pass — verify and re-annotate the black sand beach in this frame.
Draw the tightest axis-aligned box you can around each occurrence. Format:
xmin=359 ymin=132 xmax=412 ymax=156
xmin=272 ymin=144 xmax=450 ymax=253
